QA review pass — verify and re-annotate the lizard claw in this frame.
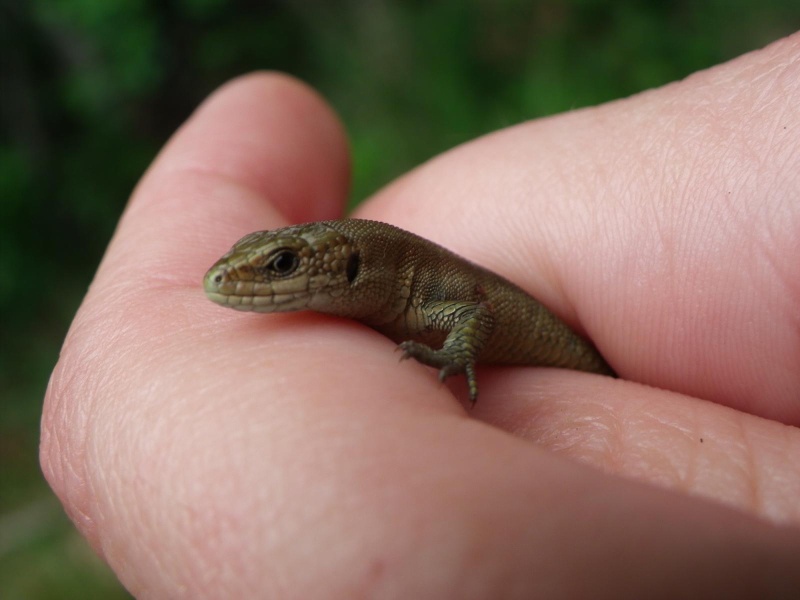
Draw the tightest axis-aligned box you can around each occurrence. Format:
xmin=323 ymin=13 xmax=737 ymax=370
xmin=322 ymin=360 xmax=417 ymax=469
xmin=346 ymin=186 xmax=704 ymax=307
xmin=397 ymin=340 xmax=418 ymax=362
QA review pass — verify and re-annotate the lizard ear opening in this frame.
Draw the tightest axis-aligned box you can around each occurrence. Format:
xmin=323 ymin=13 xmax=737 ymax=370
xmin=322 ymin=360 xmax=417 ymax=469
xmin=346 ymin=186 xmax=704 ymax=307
xmin=346 ymin=252 xmax=360 ymax=283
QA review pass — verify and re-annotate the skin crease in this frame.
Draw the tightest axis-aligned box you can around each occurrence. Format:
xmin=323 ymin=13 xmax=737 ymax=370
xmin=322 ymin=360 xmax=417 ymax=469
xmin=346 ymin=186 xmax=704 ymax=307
xmin=41 ymin=33 xmax=800 ymax=600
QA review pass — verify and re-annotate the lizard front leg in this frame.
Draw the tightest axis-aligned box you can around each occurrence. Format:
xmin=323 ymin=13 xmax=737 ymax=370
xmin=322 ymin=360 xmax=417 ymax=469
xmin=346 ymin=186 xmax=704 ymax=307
xmin=398 ymin=300 xmax=495 ymax=404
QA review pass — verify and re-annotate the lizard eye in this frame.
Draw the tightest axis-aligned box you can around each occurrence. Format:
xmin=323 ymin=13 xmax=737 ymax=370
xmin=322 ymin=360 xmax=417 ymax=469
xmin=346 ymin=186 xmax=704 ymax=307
xmin=265 ymin=249 xmax=299 ymax=276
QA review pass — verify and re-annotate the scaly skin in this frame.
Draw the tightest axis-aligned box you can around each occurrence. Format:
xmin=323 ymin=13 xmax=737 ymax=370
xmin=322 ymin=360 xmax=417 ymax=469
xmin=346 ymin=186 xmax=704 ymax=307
xmin=204 ymin=219 xmax=615 ymax=403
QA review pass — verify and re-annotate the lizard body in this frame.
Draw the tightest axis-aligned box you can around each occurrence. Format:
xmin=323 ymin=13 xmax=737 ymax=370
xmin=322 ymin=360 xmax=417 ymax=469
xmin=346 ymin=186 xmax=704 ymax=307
xmin=204 ymin=219 xmax=614 ymax=403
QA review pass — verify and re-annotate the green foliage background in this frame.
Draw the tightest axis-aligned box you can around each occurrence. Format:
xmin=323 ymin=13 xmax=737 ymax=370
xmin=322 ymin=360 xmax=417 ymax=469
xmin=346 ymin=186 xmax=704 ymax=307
xmin=1 ymin=1 xmax=797 ymax=597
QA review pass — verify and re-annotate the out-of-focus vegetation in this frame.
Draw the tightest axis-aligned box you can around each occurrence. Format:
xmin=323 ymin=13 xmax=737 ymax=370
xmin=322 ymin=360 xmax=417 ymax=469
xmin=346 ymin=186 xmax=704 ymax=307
xmin=1 ymin=1 xmax=798 ymax=596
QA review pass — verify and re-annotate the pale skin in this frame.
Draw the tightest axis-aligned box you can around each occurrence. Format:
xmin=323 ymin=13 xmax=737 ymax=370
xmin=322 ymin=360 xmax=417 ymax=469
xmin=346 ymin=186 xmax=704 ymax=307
xmin=42 ymin=33 xmax=800 ymax=599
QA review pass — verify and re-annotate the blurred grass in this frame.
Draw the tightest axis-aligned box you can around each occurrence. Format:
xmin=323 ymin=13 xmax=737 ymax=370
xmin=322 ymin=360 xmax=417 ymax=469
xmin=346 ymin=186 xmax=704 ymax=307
xmin=1 ymin=0 xmax=798 ymax=596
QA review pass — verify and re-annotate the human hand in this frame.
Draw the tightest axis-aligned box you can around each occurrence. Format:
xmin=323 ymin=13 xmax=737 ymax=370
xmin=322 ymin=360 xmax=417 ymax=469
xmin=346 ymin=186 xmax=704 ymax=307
xmin=42 ymin=35 xmax=800 ymax=599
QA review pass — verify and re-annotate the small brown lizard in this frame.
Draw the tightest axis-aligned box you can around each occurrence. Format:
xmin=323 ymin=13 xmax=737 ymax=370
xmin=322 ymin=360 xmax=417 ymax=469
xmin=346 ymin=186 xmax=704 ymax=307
xmin=204 ymin=219 xmax=615 ymax=403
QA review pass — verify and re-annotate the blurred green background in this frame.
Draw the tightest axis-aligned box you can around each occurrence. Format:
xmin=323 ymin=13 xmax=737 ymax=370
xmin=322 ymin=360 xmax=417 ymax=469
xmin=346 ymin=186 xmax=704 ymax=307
xmin=1 ymin=1 xmax=797 ymax=597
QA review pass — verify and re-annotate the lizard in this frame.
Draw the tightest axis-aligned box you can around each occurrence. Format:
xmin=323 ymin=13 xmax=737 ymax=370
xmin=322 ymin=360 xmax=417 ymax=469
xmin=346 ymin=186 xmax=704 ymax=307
xmin=203 ymin=219 xmax=615 ymax=404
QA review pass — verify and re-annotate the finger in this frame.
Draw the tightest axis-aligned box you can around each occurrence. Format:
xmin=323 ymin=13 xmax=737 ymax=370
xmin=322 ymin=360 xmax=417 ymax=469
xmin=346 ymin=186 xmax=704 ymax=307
xmin=158 ymin=72 xmax=350 ymax=226
xmin=356 ymin=35 xmax=800 ymax=424
xmin=46 ymin=348 xmax=800 ymax=597
xmin=41 ymin=71 xmax=350 ymax=549
xmin=473 ymin=368 xmax=800 ymax=526
xmin=109 ymin=71 xmax=350 ymax=291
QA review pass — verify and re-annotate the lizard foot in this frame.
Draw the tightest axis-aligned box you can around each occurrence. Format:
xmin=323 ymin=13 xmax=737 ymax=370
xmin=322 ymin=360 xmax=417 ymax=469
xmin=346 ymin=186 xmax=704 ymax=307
xmin=397 ymin=341 xmax=479 ymax=405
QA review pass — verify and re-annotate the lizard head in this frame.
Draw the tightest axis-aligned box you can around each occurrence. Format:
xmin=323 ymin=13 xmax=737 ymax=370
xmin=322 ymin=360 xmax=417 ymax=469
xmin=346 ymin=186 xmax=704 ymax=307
xmin=203 ymin=222 xmax=359 ymax=313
